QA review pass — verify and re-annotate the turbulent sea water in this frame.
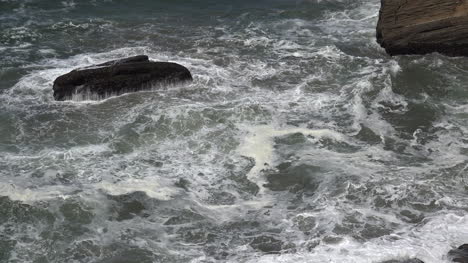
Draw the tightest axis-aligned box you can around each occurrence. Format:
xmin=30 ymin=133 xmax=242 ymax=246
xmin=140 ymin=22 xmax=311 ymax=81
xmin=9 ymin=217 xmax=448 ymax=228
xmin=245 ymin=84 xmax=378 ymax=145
xmin=1 ymin=0 xmax=468 ymax=262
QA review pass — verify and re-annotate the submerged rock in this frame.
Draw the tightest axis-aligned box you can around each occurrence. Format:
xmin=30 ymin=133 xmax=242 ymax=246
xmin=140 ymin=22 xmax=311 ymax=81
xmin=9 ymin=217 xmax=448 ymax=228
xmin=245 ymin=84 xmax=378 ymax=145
xmin=448 ymin=244 xmax=468 ymax=263
xmin=376 ymin=0 xmax=468 ymax=56
xmin=53 ymin=55 xmax=192 ymax=101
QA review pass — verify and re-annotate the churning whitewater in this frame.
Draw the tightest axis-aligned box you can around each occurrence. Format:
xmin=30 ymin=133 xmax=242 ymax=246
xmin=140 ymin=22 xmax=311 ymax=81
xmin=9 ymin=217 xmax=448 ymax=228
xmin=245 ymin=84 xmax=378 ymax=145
xmin=0 ymin=0 xmax=467 ymax=262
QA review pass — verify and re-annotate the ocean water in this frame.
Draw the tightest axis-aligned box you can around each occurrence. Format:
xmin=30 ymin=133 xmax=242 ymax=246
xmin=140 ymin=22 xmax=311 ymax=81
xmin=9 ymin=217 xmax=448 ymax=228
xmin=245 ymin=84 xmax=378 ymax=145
xmin=1 ymin=0 xmax=468 ymax=262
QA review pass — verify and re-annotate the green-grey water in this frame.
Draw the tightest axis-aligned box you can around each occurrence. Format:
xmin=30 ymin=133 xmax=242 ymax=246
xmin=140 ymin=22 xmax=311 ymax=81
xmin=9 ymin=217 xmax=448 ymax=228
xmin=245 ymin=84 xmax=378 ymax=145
xmin=0 ymin=0 xmax=467 ymax=262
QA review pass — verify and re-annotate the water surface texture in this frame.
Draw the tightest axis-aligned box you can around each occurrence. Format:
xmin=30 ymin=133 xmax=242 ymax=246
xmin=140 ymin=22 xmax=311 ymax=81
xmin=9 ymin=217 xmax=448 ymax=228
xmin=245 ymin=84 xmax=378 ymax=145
xmin=1 ymin=0 xmax=467 ymax=262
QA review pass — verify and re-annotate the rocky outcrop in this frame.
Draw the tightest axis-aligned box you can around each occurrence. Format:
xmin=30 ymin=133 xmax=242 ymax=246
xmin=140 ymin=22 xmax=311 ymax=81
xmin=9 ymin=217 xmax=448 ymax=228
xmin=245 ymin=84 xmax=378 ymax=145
xmin=448 ymin=244 xmax=468 ymax=263
xmin=53 ymin=55 xmax=192 ymax=101
xmin=376 ymin=0 xmax=468 ymax=56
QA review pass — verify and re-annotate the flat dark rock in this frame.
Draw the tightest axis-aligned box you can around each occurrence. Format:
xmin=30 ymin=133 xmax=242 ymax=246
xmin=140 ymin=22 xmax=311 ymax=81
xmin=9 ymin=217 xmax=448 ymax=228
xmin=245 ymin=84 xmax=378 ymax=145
xmin=448 ymin=244 xmax=468 ymax=263
xmin=376 ymin=0 xmax=468 ymax=56
xmin=53 ymin=55 xmax=192 ymax=101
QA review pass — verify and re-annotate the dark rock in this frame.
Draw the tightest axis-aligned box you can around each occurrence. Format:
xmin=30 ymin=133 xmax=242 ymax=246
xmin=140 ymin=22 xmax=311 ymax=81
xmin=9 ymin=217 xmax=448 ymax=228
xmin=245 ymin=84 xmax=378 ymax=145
xmin=448 ymin=244 xmax=468 ymax=263
xmin=249 ymin=236 xmax=283 ymax=253
xmin=376 ymin=0 xmax=468 ymax=56
xmin=53 ymin=55 xmax=192 ymax=101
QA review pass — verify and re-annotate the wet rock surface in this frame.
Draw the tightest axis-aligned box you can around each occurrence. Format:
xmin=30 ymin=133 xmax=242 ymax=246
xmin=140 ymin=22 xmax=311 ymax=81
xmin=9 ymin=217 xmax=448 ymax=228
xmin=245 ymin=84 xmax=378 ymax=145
xmin=52 ymin=55 xmax=192 ymax=101
xmin=376 ymin=0 xmax=468 ymax=56
xmin=449 ymin=244 xmax=468 ymax=263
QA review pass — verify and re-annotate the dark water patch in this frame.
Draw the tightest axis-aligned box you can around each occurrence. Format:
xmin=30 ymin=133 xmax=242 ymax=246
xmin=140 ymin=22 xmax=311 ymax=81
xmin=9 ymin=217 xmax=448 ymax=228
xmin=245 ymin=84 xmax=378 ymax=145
xmin=205 ymin=191 xmax=237 ymax=205
xmin=225 ymin=157 xmax=260 ymax=197
xmin=343 ymin=175 xmax=452 ymax=227
xmin=431 ymin=161 xmax=468 ymax=199
xmin=63 ymin=240 xmax=102 ymax=263
xmin=399 ymin=209 xmax=425 ymax=224
xmin=97 ymin=246 xmax=156 ymax=263
xmin=317 ymin=137 xmax=361 ymax=153
xmin=61 ymin=240 xmax=177 ymax=263
xmin=392 ymin=58 xmax=451 ymax=99
xmin=0 ymin=238 xmax=17 ymax=262
xmin=331 ymin=212 xmax=397 ymax=241
xmin=108 ymin=192 xmax=147 ymax=222
xmin=379 ymin=102 xmax=439 ymax=136
xmin=0 ymin=196 xmax=55 ymax=225
xmin=293 ymin=214 xmax=317 ymax=233
xmin=0 ymin=197 xmax=98 ymax=262
xmin=0 ymin=112 xmax=19 ymax=153
xmin=264 ymin=163 xmax=322 ymax=194
xmin=274 ymin=132 xmax=308 ymax=145
xmin=60 ymin=200 xmax=94 ymax=224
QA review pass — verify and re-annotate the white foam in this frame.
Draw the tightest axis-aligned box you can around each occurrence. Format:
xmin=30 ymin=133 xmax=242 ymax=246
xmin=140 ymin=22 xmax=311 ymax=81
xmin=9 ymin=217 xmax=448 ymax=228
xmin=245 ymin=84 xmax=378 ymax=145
xmin=0 ymin=182 xmax=71 ymax=202
xmin=237 ymin=124 xmax=345 ymax=192
xmin=243 ymin=213 xmax=468 ymax=263
xmin=0 ymin=177 xmax=179 ymax=202
xmin=96 ymin=178 xmax=179 ymax=200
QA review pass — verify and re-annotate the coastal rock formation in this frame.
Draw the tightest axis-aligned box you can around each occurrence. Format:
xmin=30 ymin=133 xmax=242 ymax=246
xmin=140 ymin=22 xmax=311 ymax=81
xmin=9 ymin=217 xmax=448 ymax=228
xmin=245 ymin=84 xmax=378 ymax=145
xmin=53 ymin=55 xmax=192 ymax=101
xmin=376 ymin=0 xmax=468 ymax=56
xmin=448 ymin=244 xmax=468 ymax=263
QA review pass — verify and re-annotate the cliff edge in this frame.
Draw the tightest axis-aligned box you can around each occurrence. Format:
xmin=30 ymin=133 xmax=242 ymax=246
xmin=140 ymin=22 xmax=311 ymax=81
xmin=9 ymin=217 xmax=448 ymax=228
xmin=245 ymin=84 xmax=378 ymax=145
xmin=377 ymin=0 xmax=468 ymax=56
